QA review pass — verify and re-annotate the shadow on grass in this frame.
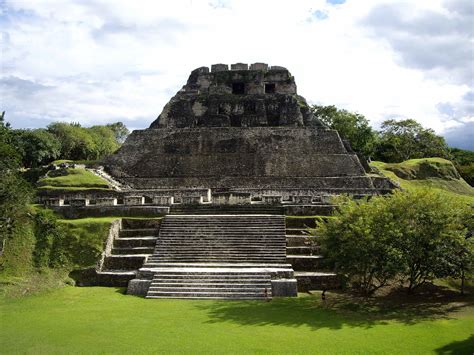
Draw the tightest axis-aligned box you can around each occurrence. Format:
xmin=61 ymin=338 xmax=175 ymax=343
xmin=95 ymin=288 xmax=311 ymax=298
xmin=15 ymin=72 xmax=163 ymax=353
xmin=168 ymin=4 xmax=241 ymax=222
xmin=435 ymin=335 xmax=474 ymax=355
xmin=194 ymin=283 xmax=473 ymax=330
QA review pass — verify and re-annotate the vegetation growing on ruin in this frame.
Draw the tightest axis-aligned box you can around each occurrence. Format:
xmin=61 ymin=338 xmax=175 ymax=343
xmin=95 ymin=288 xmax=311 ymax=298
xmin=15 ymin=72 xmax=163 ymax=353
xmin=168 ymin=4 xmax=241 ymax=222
xmin=37 ymin=167 xmax=110 ymax=190
xmin=0 ymin=287 xmax=472 ymax=354
xmin=371 ymin=158 xmax=474 ymax=204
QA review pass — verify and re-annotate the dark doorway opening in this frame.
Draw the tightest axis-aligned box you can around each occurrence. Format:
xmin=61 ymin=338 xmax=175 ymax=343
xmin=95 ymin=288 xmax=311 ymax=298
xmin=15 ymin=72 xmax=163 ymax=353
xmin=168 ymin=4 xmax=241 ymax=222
xmin=230 ymin=116 xmax=242 ymax=127
xmin=265 ymin=83 xmax=275 ymax=94
xmin=232 ymin=82 xmax=245 ymax=95
xmin=267 ymin=114 xmax=280 ymax=126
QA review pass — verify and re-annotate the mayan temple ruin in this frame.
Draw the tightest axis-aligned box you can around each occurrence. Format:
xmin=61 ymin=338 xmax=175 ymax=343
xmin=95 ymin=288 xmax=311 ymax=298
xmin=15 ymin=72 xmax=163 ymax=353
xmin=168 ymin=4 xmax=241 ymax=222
xmin=42 ymin=63 xmax=394 ymax=299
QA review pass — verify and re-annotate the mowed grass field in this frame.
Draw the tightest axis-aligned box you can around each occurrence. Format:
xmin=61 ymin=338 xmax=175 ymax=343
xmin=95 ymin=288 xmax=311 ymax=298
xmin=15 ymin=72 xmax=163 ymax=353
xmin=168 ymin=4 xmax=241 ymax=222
xmin=1 ymin=286 xmax=473 ymax=354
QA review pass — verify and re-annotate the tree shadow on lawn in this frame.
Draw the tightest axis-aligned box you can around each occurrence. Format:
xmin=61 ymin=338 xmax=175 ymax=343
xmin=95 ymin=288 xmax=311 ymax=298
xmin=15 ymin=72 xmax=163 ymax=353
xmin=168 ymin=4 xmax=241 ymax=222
xmin=435 ymin=335 xmax=474 ymax=355
xmin=194 ymin=283 xmax=473 ymax=331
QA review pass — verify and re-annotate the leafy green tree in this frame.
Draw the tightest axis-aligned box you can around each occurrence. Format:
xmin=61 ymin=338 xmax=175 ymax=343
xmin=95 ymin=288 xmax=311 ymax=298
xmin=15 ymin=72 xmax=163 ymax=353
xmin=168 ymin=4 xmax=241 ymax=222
xmin=319 ymin=195 xmax=404 ymax=296
xmin=375 ymin=119 xmax=450 ymax=163
xmin=106 ymin=122 xmax=130 ymax=143
xmin=449 ymin=148 xmax=474 ymax=186
xmin=319 ymin=189 xmax=471 ymax=295
xmin=389 ymin=189 xmax=468 ymax=293
xmin=311 ymin=105 xmax=377 ymax=157
xmin=47 ymin=121 xmax=125 ymax=161
xmin=11 ymin=129 xmax=61 ymax=168
xmin=89 ymin=125 xmax=119 ymax=159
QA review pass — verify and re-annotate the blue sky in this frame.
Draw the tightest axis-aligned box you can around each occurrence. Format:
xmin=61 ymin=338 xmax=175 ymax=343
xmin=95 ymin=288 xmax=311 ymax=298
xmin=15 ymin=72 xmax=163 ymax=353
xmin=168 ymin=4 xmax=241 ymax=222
xmin=1 ymin=0 xmax=473 ymax=149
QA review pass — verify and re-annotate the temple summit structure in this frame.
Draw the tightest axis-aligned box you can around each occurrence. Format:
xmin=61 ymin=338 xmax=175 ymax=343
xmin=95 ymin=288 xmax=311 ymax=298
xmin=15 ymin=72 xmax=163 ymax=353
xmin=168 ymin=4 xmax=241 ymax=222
xmin=104 ymin=63 xmax=393 ymax=205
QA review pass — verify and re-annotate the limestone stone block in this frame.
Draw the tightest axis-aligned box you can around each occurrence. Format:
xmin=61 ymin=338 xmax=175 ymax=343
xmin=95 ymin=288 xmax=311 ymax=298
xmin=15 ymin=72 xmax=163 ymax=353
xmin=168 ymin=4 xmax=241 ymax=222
xmin=152 ymin=196 xmax=174 ymax=206
xmin=182 ymin=196 xmax=202 ymax=205
xmin=231 ymin=63 xmax=248 ymax=70
xmin=95 ymin=198 xmax=117 ymax=206
xmin=250 ymin=62 xmax=268 ymax=71
xmin=127 ymin=279 xmax=152 ymax=296
xmin=124 ymin=196 xmax=145 ymax=205
xmin=229 ymin=193 xmax=251 ymax=205
xmin=293 ymin=195 xmax=313 ymax=204
xmin=262 ymin=195 xmax=282 ymax=205
xmin=211 ymin=64 xmax=228 ymax=72
xmin=271 ymin=279 xmax=298 ymax=297
xmin=70 ymin=199 xmax=89 ymax=207
xmin=44 ymin=198 xmax=64 ymax=207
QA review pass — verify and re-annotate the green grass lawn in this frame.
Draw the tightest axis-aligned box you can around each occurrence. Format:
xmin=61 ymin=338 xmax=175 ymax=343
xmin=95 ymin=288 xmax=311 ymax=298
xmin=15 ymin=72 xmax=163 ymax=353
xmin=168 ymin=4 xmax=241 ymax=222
xmin=38 ymin=167 xmax=110 ymax=190
xmin=1 ymin=286 xmax=473 ymax=354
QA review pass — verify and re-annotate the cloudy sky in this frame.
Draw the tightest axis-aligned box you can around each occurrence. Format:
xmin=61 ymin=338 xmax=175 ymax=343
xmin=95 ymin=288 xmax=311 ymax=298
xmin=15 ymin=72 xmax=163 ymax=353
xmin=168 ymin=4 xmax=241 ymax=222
xmin=1 ymin=0 xmax=473 ymax=149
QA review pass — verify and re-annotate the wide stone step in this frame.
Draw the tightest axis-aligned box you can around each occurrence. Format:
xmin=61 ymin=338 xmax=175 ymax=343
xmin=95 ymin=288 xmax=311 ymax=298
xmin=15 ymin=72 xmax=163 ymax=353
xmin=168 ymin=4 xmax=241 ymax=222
xmin=148 ymin=281 xmax=271 ymax=293
xmin=153 ymin=276 xmax=270 ymax=286
xmin=151 ymin=274 xmax=271 ymax=279
xmin=114 ymin=237 xmax=158 ymax=248
xmin=285 ymin=228 xmax=311 ymax=236
xmin=112 ymin=247 xmax=155 ymax=255
xmin=294 ymin=271 xmax=340 ymax=291
xmin=95 ymin=271 xmax=136 ymax=287
xmin=286 ymin=236 xmax=314 ymax=247
xmin=286 ymin=246 xmax=313 ymax=255
xmin=159 ymin=232 xmax=286 ymax=236
xmin=146 ymin=294 xmax=269 ymax=299
xmin=122 ymin=219 xmax=162 ymax=230
xmin=120 ymin=228 xmax=158 ymax=237
xmin=147 ymin=257 xmax=286 ymax=262
xmin=146 ymin=286 xmax=271 ymax=299
xmin=103 ymin=255 xmax=147 ymax=270
xmin=140 ymin=263 xmax=292 ymax=269
xmin=153 ymin=249 xmax=286 ymax=254
xmin=286 ymin=255 xmax=324 ymax=271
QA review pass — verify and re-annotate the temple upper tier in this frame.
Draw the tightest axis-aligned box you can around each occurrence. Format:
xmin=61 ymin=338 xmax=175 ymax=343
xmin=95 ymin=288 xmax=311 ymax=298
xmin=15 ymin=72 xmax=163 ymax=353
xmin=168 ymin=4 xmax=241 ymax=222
xmin=149 ymin=63 xmax=324 ymax=128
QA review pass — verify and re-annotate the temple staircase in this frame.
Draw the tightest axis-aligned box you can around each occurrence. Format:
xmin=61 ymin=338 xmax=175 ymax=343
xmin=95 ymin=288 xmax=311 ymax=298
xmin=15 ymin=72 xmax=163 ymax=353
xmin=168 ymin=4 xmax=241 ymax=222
xmin=128 ymin=215 xmax=296 ymax=299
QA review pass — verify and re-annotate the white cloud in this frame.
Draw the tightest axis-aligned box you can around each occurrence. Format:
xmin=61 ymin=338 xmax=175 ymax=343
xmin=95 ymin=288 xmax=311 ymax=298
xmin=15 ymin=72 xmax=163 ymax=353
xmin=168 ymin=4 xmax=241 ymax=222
xmin=1 ymin=0 xmax=472 ymax=148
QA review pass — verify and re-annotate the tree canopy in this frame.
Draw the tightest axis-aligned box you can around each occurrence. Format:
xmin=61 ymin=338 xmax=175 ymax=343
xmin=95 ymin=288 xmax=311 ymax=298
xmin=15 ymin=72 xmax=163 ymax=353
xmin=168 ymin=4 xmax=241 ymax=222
xmin=311 ymin=105 xmax=377 ymax=157
xmin=319 ymin=189 xmax=472 ymax=295
xmin=374 ymin=119 xmax=450 ymax=163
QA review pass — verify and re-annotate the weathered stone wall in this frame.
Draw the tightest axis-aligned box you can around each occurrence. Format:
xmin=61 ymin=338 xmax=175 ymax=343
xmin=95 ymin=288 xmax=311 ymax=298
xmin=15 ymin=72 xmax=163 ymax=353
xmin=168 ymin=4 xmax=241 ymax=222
xmin=149 ymin=63 xmax=322 ymax=128
xmin=104 ymin=127 xmax=369 ymax=190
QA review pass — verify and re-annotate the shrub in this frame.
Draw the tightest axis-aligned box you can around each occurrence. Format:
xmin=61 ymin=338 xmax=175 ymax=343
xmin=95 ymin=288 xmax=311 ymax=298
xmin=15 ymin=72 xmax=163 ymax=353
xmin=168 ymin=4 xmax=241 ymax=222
xmin=319 ymin=190 xmax=472 ymax=295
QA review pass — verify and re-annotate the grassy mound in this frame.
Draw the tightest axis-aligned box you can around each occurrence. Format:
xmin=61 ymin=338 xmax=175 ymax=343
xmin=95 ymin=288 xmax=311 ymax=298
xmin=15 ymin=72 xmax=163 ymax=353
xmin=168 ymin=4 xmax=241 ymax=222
xmin=371 ymin=158 xmax=474 ymax=204
xmin=37 ymin=168 xmax=110 ymax=190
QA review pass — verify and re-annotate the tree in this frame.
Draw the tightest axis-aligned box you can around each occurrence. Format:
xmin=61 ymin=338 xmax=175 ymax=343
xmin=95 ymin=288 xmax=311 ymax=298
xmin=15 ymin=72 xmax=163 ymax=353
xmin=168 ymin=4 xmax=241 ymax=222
xmin=47 ymin=121 xmax=126 ymax=161
xmin=11 ymin=129 xmax=61 ymax=168
xmin=318 ymin=195 xmax=404 ymax=296
xmin=107 ymin=122 xmax=130 ymax=144
xmin=449 ymin=148 xmax=474 ymax=186
xmin=311 ymin=105 xmax=378 ymax=158
xmin=89 ymin=125 xmax=120 ymax=159
xmin=375 ymin=119 xmax=450 ymax=163
xmin=319 ymin=189 xmax=471 ymax=295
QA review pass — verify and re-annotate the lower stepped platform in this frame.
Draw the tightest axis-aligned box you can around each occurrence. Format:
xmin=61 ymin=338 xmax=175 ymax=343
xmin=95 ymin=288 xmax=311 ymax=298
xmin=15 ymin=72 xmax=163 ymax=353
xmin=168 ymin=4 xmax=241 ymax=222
xmin=146 ymin=270 xmax=272 ymax=300
xmin=285 ymin=219 xmax=339 ymax=291
xmin=94 ymin=219 xmax=161 ymax=286
xmin=170 ymin=205 xmax=285 ymax=215
xmin=127 ymin=214 xmax=297 ymax=299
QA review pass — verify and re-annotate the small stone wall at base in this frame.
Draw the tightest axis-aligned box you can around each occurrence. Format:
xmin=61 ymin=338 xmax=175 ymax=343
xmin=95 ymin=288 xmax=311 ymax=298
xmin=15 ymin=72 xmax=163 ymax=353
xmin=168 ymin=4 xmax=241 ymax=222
xmin=271 ymin=279 xmax=298 ymax=297
xmin=127 ymin=279 xmax=152 ymax=296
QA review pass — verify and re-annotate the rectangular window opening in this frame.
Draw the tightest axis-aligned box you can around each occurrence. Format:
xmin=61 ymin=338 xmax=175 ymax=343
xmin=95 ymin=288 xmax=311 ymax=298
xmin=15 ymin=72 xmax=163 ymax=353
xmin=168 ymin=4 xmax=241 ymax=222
xmin=232 ymin=82 xmax=245 ymax=95
xmin=265 ymin=83 xmax=275 ymax=94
